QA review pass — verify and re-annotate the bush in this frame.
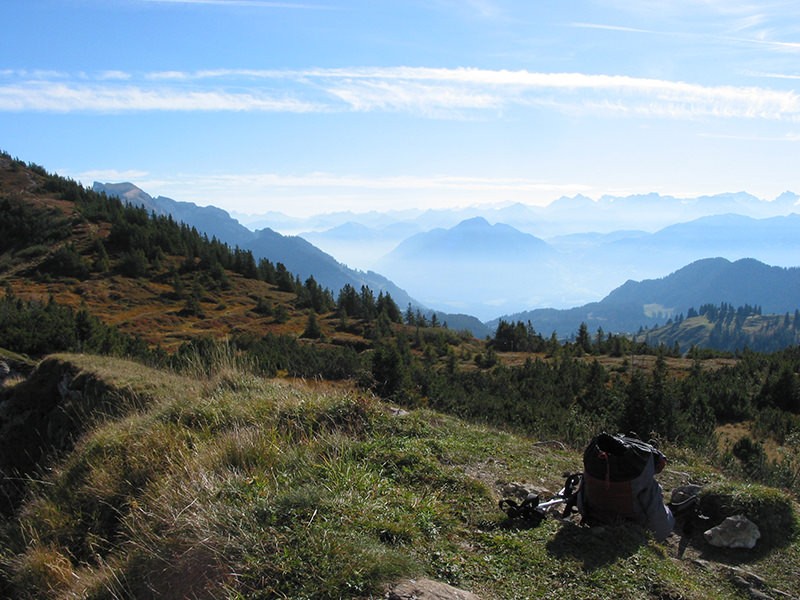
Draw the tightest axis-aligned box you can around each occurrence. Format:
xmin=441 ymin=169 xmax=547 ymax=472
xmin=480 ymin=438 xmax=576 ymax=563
xmin=40 ymin=246 xmax=90 ymax=279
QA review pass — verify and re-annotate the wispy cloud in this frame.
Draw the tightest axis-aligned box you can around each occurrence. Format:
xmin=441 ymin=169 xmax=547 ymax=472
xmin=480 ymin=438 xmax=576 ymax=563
xmin=97 ymin=70 xmax=132 ymax=81
xmin=0 ymin=78 xmax=323 ymax=113
xmin=2 ymin=66 xmax=799 ymax=121
xmin=570 ymin=22 xmax=656 ymax=34
xmin=725 ymin=35 xmax=800 ymax=51
xmin=587 ymin=2 xmax=800 ymax=55
xmin=572 ymin=18 xmax=800 ymax=54
xmin=163 ymin=172 xmax=591 ymax=194
xmin=753 ymin=71 xmax=800 ymax=80
xmin=699 ymin=131 xmax=800 ymax=142
xmin=79 ymin=168 xmax=151 ymax=182
xmin=138 ymin=0 xmax=336 ymax=8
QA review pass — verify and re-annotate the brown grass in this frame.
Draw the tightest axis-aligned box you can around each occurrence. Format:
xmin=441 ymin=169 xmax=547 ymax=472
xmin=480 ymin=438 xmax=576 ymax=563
xmin=715 ymin=421 xmax=784 ymax=462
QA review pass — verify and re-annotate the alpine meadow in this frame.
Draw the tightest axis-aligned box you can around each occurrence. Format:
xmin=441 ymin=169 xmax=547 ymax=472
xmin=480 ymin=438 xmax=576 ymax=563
xmin=3 ymin=1 xmax=800 ymax=598
xmin=1 ymin=153 xmax=800 ymax=599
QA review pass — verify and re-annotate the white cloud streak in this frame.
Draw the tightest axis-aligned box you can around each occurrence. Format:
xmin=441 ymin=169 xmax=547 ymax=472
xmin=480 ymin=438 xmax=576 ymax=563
xmin=155 ymin=172 xmax=591 ymax=193
xmin=570 ymin=22 xmax=656 ymax=34
xmin=80 ymin=168 xmax=152 ymax=182
xmin=2 ymin=66 xmax=799 ymax=121
xmin=138 ymin=0 xmax=335 ymax=8
xmin=571 ymin=13 xmax=800 ymax=54
xmin=0 ymin=80 xmax=323 ymax=113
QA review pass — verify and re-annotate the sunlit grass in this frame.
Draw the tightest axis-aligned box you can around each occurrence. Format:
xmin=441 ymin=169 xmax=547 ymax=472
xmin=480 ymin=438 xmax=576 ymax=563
xmin=1 ymin=353 xmax=798 ymax=599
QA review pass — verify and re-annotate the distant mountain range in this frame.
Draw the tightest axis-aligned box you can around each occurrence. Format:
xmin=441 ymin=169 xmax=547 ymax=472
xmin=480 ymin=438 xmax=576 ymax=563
xmin=272 ymin=190 xmax=799 ymax=272
xmin=491 ymin=258 xmax=800 ymax=338
xmin=244 ymin=190 xmax=799 ymax=239
xmin=92 ymin=182 xmax=418 ymax=310
xmin=95 ymin=182 xmax=800 ymax=337
xmin=367 ymin=211 xmax=800 ymax=320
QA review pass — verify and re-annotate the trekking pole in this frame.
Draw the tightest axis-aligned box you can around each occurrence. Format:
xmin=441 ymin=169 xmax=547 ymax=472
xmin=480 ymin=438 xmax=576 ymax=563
xmin=499 ymin=473 xmax=581 ymax=523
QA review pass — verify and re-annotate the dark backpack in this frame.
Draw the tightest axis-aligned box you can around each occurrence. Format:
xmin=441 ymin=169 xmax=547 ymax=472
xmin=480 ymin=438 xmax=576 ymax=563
xmin=577 ymin=432 xmax=671 ymax=537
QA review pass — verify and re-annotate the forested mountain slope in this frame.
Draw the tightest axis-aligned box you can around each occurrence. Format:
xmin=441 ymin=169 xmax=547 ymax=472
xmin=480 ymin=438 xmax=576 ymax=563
xmin=497 ymin=258 xmax=800 ymax=341
xmin=92 ymin=182 xmax=421 ymax=314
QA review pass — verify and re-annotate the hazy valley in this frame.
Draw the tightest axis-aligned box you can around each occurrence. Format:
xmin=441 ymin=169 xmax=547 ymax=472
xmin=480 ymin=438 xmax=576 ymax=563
xmin=96 ymin=181 xmax=800 ymax=331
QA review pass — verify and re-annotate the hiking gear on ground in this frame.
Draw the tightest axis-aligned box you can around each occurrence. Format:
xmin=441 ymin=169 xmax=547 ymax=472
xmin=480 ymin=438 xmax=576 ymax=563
xmin=499 ymin=473 xmax=582 ymax=524
xmin=576 ymin=432 xmax=674 ymax=541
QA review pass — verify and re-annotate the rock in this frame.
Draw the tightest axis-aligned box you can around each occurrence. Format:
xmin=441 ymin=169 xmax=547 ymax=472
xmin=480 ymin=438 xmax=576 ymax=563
xmin=704 ymin=515 xmax=761 ymax=549
xmin=386 ymin=578 xmax=481 ymax=600
xmin=500 ymin=482 xmax=530 ymax=499
xmin=499 ymin=482 xmax=549 ymax=501
xmin=670 ymin=484 xmax=702 ymax=505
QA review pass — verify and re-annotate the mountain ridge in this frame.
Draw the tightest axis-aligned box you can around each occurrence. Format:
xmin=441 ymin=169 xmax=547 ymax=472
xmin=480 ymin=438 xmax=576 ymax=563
xmin=93 ymin=181 xmax=800 ymax=333
xmin=492 ymin=257 xmax=800 ymax=338
xmin=92 ymin=181 xmax=421 ymax=312
xmin=243 ymin=190 xmax=800 ymax=237
xmin=374 ymin=217 xmax=561 ymax=321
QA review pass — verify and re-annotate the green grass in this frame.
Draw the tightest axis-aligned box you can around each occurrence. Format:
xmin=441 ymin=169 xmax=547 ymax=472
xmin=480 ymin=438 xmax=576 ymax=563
xmin=1 ymin=354 xmax=798 ymax=599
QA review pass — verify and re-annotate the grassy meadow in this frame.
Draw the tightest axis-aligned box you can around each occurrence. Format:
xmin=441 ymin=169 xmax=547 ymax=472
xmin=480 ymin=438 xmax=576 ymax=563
xmin=0 ymin=353 xmax=797 ymax=599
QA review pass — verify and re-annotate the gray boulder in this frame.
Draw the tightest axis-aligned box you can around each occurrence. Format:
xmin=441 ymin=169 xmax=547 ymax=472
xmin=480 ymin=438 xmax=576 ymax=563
xmin=704 ymin=515 xmax=761 ymax=549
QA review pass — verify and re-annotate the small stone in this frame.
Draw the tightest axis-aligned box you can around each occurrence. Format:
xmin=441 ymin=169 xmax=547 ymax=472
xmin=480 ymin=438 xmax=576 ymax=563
xmin=704 ymin=515 xmax=761 ymax=549
xmin=386 ymin=578 xmax=480 ymax=600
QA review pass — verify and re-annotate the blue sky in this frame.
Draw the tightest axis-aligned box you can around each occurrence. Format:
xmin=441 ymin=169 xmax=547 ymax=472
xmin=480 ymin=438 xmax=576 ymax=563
xmin=2 ymin=0 xmax=800 ymax=217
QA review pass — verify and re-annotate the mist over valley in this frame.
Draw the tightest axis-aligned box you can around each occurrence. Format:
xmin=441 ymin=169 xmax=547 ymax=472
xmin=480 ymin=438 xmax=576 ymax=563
xmin=95 ymin=182 xmax=800 ymax=331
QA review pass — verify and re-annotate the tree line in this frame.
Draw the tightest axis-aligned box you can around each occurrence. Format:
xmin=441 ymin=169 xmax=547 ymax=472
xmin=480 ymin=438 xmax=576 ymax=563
xmin=0 ymin=288 xmax=161 ymax=361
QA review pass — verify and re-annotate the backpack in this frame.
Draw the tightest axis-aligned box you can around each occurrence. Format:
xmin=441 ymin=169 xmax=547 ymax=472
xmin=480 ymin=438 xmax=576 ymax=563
xmin=576 ymin=432 xmax=674 ymax=540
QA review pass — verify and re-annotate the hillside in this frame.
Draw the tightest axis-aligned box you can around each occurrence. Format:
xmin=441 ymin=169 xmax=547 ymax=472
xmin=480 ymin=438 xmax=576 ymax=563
xmin=92 ymin=181 xmax=419 ymax=315
xmin=496 ymin=258 xmax=800 ymax=341
xmin=636 ymin=305 xmax=800 ymax=354
xmin=92 ymin=182 xmax=491 ymax=336
xmin=0 ymin=155 xmax=400 ymax=353
xmin=2 ymin=154 xmax=800 ymax=598
xmin=1 ymin=353 xmax=798 ymax=599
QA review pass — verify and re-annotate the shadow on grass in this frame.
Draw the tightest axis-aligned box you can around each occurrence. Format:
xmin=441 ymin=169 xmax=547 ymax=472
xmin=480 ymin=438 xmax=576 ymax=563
xmin=545 ymin=521 xmax=647 ymax=571
xmin=494 ymin=515 xmax=546 ymax=531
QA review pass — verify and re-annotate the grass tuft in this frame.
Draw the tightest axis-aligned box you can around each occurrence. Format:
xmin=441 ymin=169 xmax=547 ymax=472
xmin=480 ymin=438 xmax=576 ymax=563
xmin=1 ymin=353 xmax=799 ymax=599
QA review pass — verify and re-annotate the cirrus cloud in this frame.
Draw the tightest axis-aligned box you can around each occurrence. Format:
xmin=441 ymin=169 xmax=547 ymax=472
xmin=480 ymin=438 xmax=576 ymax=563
xmin=1 ymin=66 xmax=799 ymax=121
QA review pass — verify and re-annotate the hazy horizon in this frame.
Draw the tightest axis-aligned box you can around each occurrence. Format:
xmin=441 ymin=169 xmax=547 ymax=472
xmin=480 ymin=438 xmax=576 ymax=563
xmin=3 ymin=1 xmax=800 ymax=219
xmin=92 ymin=179 xmax=800 ymax=321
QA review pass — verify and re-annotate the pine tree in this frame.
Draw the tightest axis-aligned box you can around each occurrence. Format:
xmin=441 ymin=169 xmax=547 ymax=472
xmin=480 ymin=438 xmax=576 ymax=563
xmin=301 ymin=311 xmax=322 ymax=339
